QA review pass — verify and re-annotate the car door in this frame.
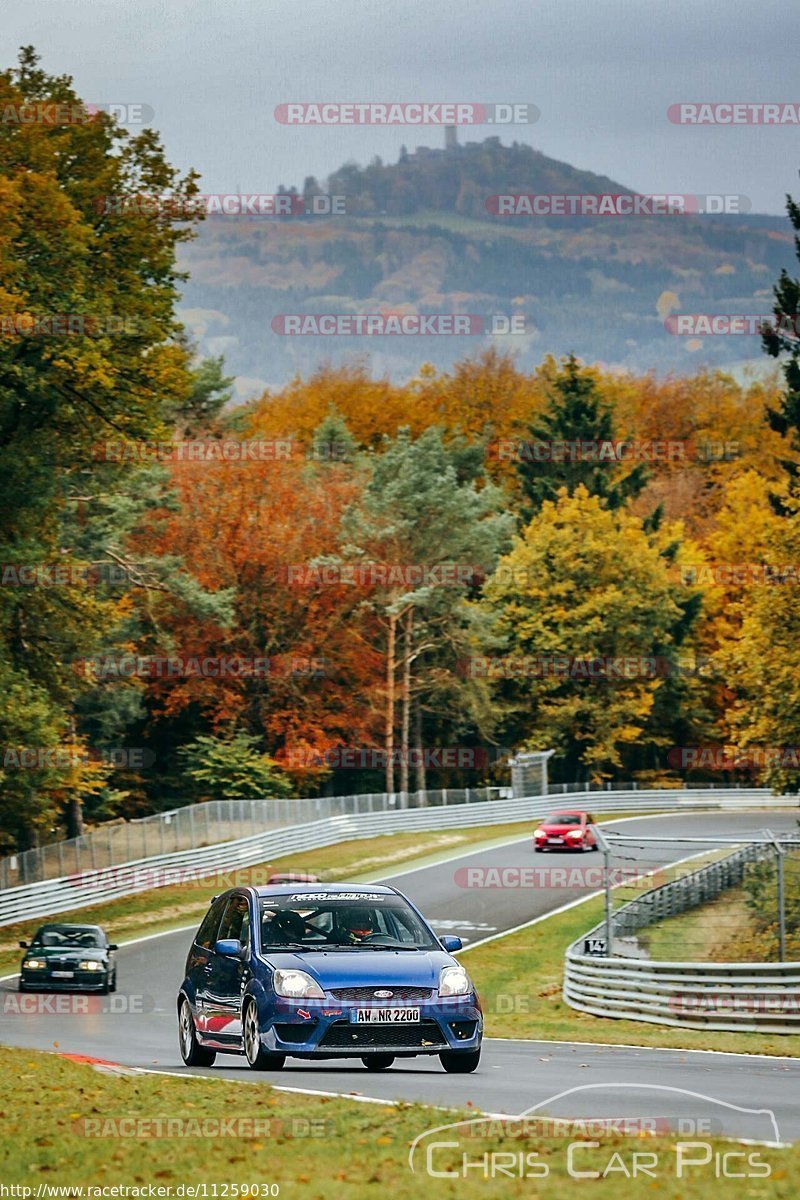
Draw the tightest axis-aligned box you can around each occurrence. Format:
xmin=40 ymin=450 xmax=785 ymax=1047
xmin=187 ymin=895 xmax=228 ymax=1031
xmin=203 ymin=893 xmax=252 ymax=1044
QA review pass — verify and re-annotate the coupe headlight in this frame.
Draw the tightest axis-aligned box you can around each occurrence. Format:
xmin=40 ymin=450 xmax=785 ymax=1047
xmin=273 ymin=968 xmax=324 ymax=999
xmin=78 ymin=960 xmax=103 ymax=971
xmin=23 ymin=959 xmax=45 ymax=970
xmin=534 ymin=828 xmax=546 ymax=838
xmin=566 ymin=830 xmax=583 ymax=839
xmin=439 ymin=965 xmax=472 ymax=997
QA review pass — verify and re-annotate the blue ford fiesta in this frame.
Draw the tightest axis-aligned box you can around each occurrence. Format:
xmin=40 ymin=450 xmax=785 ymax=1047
xmin=177 ymin=883 xmax=482 ymax=1073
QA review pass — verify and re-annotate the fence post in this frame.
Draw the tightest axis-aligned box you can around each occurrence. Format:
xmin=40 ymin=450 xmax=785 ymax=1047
xmin=594 ymin=825 xmax=613 ymax=956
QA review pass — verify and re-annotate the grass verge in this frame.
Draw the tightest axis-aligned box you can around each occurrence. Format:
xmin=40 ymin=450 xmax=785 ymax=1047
xmin=0 ymin=1045 xmax=794 ymax=1196
xmin=465 ymin=882 xmax=800 ymax=1056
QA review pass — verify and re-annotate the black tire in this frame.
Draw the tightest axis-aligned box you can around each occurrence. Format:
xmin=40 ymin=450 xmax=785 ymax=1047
xmin=362 ymin=1055 xmax=395 ymax=1070
xmin=243 ymin=999 xmax=285 ymax=1071
xmin=109 ymin=970 xmax=117 ymax=993
xmin=533 ymin=846 xmax=544 ymax=853
xmin=439 ymin=1048 xmax=481 ymax=1074
xmin=178 ymin=997 xmax=216 ymax=1067
xmin=17 ymin=979 xmax=25 ymax=993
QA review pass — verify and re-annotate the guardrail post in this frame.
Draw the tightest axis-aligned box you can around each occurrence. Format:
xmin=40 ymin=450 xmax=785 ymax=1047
xmin=765 ymin=829 xmax=786 ymax=962
xmin=593 ymin=825 xmax=614 ymax=956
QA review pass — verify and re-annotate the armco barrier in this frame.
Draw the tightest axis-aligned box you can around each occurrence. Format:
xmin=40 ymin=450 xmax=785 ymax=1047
xmin=564 ymin=840 xmax=800 ymax=1033
xmin=0 ymin=788 xmax=794 ymax=927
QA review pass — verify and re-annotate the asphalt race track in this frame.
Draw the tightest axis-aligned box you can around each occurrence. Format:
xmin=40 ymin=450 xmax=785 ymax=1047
xmin=1 ymin=811 xmax=798 ymax=1141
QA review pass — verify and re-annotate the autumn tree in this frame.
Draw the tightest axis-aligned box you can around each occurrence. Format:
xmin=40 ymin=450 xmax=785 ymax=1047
xmin=482 ymin=486 xmax=702 ymax=781
xmin=0 ymin=47 xmax=202 ymax=846
xmin=515 ymin=356 xmax=649 ymax=520
xmin=336 ymin=428 xmax=513 ymax=792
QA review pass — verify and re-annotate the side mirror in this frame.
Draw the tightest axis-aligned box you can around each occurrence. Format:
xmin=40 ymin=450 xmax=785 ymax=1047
xmin=440 ymin=935 xmax=463 ymax=952
xmin=18 ymin=940 xmax=28 ymax=949
xmin=214 ymin=938 xmax=243 ymax=957
xmin=108 ymin=944 xmax=118 ymax=951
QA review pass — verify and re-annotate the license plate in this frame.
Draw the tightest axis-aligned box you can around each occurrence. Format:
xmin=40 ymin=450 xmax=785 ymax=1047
xmin=351 ymin=1007 xmax=420 ymax=1024
xmin=51 ymin=970 xmax=74 ymax=978
xmin=548 ymin=837 xmax=563 ymax=844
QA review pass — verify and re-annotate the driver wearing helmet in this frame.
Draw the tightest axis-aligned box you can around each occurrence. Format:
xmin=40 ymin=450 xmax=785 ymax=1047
xmin=340 ymin=908 xmax=377 ymax=944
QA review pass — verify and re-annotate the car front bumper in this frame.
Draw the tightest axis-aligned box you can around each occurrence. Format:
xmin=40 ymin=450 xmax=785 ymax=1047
xmin=262 ymin=996 xmax=483 ymax=1057
xmin=20 ymin=969 xmax=109 ymax=991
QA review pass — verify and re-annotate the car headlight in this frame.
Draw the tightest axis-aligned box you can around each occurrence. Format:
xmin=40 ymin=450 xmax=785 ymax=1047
xmin=78 ymin=960 xmax=103 ymax=971
xmin=534 ymin=828 xmax=546 ymax=838
xmin=273 ymin=968 xmax=324 ymax=999
xmin=23 ymin=959 xmax=45 ymax=970
xmin=566 ymin=830 xmax=583 ymax=839
xmin=439 ymin=965 xmax=472 ymax=997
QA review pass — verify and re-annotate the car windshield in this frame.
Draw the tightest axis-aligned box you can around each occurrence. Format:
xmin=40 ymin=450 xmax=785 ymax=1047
xmin=260 ymin=893 xmax=439 ymax=950
xmin=31 ymin=925 xmax=104 ymax=948
xmin=547 ymin=813 xmax=582 ymax=826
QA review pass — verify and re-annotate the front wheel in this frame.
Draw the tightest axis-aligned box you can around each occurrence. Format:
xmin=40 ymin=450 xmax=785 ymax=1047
xmin=440 ymin=1048 xmax=481 ymax=1074
xmin=243 ymin=999 xmax=285 ymax=1071
xmin=362 ymin=1055 xmax=395 ymax=1070
xmin=179 ymin=997 xmax=216 ymax=1067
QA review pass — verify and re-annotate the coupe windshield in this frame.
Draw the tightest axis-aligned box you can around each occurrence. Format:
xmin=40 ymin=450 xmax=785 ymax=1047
xmin=31 ymin=924 xmax=104 ymax=948
xmin=260 ymin=893 xmax=439 ymax=950
xmin=547 ymin=813 xmax=582 ymax=826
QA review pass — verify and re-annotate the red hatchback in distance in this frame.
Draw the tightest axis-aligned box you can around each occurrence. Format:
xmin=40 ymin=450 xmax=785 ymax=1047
xmin=533 ymin=811 xmax=598 ymax=852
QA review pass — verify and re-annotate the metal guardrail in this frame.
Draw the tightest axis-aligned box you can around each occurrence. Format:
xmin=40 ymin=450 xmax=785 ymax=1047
xmin=0 ymin=787 xmax=793 ymax=928
xmin=0 ymin=787 xmax=505 ymax=889
xmin=0 ymin=780 xmax=768 ymax=888
xmin=564 ymin=840 xmax=800 ymax=1033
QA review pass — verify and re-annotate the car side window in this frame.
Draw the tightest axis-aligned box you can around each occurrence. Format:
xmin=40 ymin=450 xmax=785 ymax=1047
xmin=195 ymin=896 xmax=228 ymax=950
xmin=218 ymin=895 xmax=251 ymax=945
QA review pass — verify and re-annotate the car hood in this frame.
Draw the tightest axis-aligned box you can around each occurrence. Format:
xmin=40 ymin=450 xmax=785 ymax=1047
xmin=260 ymin=948 xmax=456 ymax=990
xmin=540 ymin=824 xmax=582 ymax=834
xmin=25 ymin=947 xmax=106 ymax=962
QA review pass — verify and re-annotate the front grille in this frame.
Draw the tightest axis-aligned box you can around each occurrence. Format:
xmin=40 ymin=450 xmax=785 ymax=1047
xmin=318 ymin=1019 xmax=446 ymax=1050
xmin=328 ymin=986 xmax=433 ymax=1001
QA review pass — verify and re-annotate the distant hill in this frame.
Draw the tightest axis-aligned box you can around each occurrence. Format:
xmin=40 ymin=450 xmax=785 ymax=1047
xmin=176 ymin=137 xmax=792 ymax=395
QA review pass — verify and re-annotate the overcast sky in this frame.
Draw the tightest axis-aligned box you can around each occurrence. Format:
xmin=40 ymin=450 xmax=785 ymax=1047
xmin=2 ymin=0 xmax=798 ymax=214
